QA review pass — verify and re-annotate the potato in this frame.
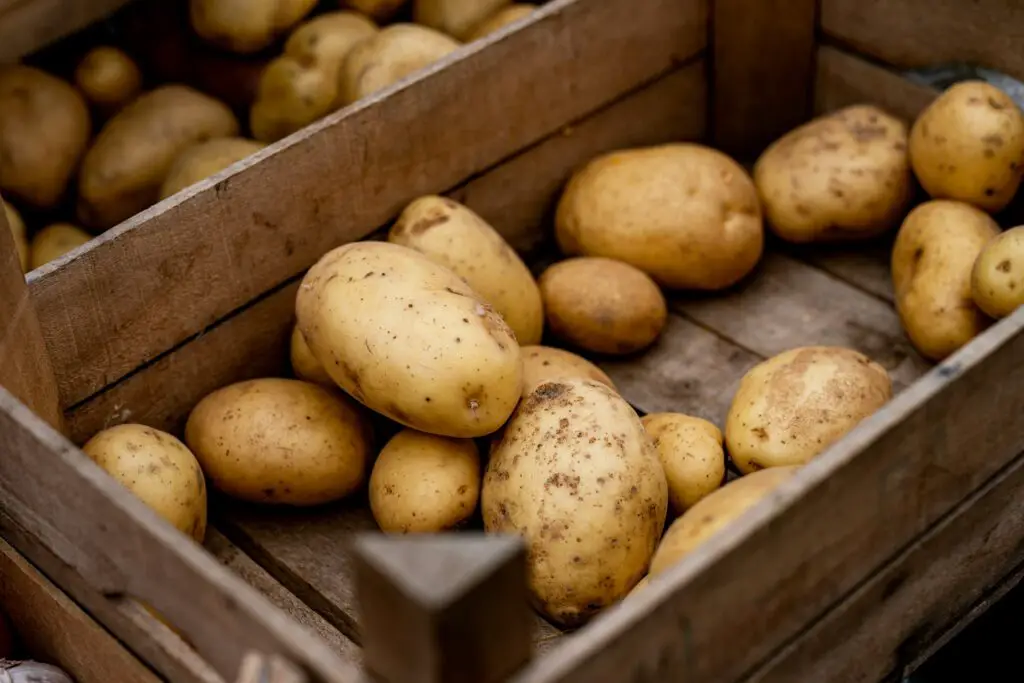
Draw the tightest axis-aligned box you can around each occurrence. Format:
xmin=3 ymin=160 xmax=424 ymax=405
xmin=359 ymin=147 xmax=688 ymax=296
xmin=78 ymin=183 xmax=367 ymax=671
xmin=649 ymin=467 xmax=799 ymax=577
xmin=369 ymin=428 xmax=480 ymax=533
xmin=341 ymin=0 xmax=408 ymax=22
xmin=414 ymin=0 xmax=512 ymax=40
xmin=892 ymin=200 xmax=999 ymax=360
xmin=339 ymin=24 xmax=461 ymax=105
xmin=754 ymin=105 xmax=912 ymax=243
xmin=725 ymin=346 xmax=892 ymax=474
xmin=389 ymin=195 xmax=544 ymax=345
xmin=77 ymin=85 xmax=239 ymax=229
xmin=159 ymin=137 xmax=266 ymax=200
xmin=642 ymin=413 xmax=725 ymax=514
xmin=74 ymin=46 xmax=143 ymax=115
xmin=189 ymin=0 xmax=318 ymax=54
xmin=250 ymin=12 xmax=379 ymax=143
xmin=4 ymin=201 xmax=28 ymax=272
xmin=29 ymin=223 xmax=92 ymax=270
xmin=466 ymin=4 xmax=536 ymax=40
xmin=910 ymin=80 xmax=1024 ymax=213
xmin=295 ymin=241 xmax=522 ymax=438
xmin=290 ymin=324 xmax=335 ymax=388
xmin=482 ymin=379 xmax=667 ymax=627
xmin=520 ymin=345 xmax=615 ymax=398
xmin=82 ymin=424 xmax=207 ymax=542
xmin=0 ymin=66 xmax=90 ymax=209
xmin=538 ymin=257 xmax=667 ymax=355
xmin=972 ymin=226 xmax=1024 ymax=319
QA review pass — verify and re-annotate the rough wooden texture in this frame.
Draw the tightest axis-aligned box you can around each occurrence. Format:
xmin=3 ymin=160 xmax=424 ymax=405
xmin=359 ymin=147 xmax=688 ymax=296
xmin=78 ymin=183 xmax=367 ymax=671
xmin=0 ymin=0 xmax=132 ymax=62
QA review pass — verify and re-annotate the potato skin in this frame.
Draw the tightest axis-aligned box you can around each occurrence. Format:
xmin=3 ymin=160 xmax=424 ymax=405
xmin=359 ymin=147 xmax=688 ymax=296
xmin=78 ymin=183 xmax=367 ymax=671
xmin=754 ymin=105 xmax=912 ymax=243
xmin=83 ymin=424 xmax=207 ymax=542
xmin=390 ymin=195 xmax=544 ymax=345
xmin=972 ymin=226 xmax=1024 ymax=319
xmin=159 ymin=137 xmax=266 ymax=199
xmin=415 ymin=0 xmax=512 ymax=40
xmin=185 ymin=378 xmax=372 ymax=505
xmin=892 ymin=200 xmax=999 ymax=360
xmin=75 ymin=46 xmax=143 ymax=115
xmin=482 ymin=379 xmax=668 ymax=627
xmin=642 ymin=413 xmax=725 ymax=514
xmin=910 ymin=81 xmax=1024 ymax=213
xmin=78 ymin=85 xmax=239 ymax=229
xmin=0 ymin=66 xmax=90 ymax=209
xmin=4 ymin=201 xmax=28 ymax=272
xmin=725 ymin=347 xmax=892 ymax=474
xmin=539 ymin=257 xmax=667 ymax=355
xmin=466 ymin=4 xmax=535 ymax=40
xmin=369 ymin=429 xmax=480 ymax=533
xmin=29 ymin=223 xmax=93 ymax=270
xmin=556 ymin=143 xmax=763 ymax=290
xmin=290 ymin=324 xmax=335 ymax=388
xmin=189 ymin=0 xmax=319 ymax=53
xmin=520 ymin=345 xmax=615 ymax=399
xmin=295 ymin=241 xmax=522 ymax=438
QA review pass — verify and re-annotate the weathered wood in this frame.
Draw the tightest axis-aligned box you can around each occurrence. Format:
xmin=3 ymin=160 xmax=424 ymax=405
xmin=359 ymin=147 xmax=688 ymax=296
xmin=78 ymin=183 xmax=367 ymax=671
xmin=0 ymin=0 xmax=132 ymax=62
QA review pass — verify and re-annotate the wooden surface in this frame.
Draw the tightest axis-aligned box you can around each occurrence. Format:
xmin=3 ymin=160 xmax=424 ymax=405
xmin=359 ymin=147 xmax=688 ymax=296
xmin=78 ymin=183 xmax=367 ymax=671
xmin=0 ymin=0 xmax=132 ymax=62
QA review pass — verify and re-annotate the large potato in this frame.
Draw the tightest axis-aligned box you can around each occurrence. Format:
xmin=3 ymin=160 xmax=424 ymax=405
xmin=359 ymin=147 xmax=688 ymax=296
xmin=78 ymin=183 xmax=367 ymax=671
xmin=189 ymin=0 xmax=318 ymax=54
xmin=74 ymin=46 xmax=143 ymax=115
xmin=642 ymin=413 xmax=725 ymax=514
xmin=539 ymin=257 xmax=667 ymax=355
xmin=4 ymin=201 xmax=28 ymax=272
xmin=159 ymin=137 xmax=266 ymax=199
xmin=414 ymin=0 xmax=512 ymax=40
xmin=556 ymin=144 xmax=763 ymax=290
xmin=78 ymin=85 xmax=238 ymax=229
xmin=29 ymin=223 xmax=92 ymax=270
xmin=972 ymin=225 xmax=1024 ymax=319
xmin=339 ymin=24 xmax=460 ymax=105
xmin=295 ymin=241 xmax=522 ymax=438
xmin=185 ymin=378 xmax=372 ymax=505
xmin=910 ymin=80 xmax=1024 ymax=213
xmin=389 ymin=195 xmax=544 ymax=345
xmin=0 ymin=66 xmax=90 ymax=209
xmin=290 ymin=324 xmax=335 ymax=389
xmin=725 ymin=347 xmax=892 ymax=474
xmin=892 ymin=200 xmax=999 ymax=360
xmin=83 ymin=424 xmax=207 ymax=542
xmin=466 ymin=4 xmax=536 ymax=40
xmin=754 ymin=105 xmax=912 ymax=243
xmin=649 ymin=467 xmax=799 ymax=577
xmin=521 ymin=345 xmax=615 ymax=398
xmin=369 ymin=429 xmax=480 ymax=533
xmin=482 ymin=379 xmax=668 ymax=627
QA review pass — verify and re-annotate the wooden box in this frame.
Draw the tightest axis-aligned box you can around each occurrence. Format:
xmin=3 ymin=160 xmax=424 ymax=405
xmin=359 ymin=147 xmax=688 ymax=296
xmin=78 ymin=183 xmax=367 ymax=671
xmin=2 ymin=1 xmax=1024 ymax=682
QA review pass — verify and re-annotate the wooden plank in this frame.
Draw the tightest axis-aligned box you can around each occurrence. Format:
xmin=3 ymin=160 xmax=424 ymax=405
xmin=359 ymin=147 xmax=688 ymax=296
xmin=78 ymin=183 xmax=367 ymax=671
xmin=0 ymin=0 xmax=132 ymax=62
xmin=29 ymin=0 xmax=708 ymax=410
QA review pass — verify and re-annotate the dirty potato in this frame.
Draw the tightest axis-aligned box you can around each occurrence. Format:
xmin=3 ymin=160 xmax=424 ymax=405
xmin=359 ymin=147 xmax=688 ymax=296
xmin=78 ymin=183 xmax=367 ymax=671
xmin=159 ymin=137 xmax=266 ymax=199
xmin=972 ymin=225 xmax=1024 ymax=319
xmin=520 ymin=345 xmax=615 ymax=399
xmin=466 ymin=4 xmax=536 ymax=40
xmin=642 ymin=413 xmax=725 ymax=514
xmin=4 ymin=201 xmax=28 ymax=272
xmin=289 ymin=324 xmax=335 ymax=388
xmin=29 ymin=223 xmax=92 ymax=270
xmin=74 ymin=46 xmax=143 ymax=115
xmin=189 ymin=0 xmax=319 ymax=53
xmin=414 ymin=0 xmax=512 ymax=40
xmin=482 ymin=379 xmax=668 ymax=627
xmin=725 ymin=347 xmax=892 ymax=474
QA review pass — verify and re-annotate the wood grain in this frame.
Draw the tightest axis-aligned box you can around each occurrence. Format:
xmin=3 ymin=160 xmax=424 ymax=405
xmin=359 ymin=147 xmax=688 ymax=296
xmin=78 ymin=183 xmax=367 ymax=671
xmin=0 ymin=0 xmax=132 ymax=62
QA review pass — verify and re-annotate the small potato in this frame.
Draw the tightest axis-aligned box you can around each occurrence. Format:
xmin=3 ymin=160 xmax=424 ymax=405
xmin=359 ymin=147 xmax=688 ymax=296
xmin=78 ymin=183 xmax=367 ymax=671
xmin=339 ymin=24 xmax=460 ymax=105
xmin=972 ymin=226 xmax=1024 ymax=319
xmin=185 ymin=378 xmax=372 ymax=505
xmin=892 ymin=200 xmax=999 ymax=360
xmin=389 ymin=195 xmax=544 ymax=345
xmin=83 ymin=424 xmax=207 ymax=542
xmin=290 ymin=324 xmax=335 ymax=388
xmin=369 ymin=428 xmax=480 ymax=533
xmin=159 ymin=137 xmax=266 ymax=199
xmin=414 ymin=0 xmax=512 ymax=40
xmin=725 ymin=346 xmax=892 ymax=474
xmin=74 ymin=46 xmax=143 ymax=115
xmin=4 ymin=201 xmax=28 ymax=272
xmin=189 ymin=0 xmax=319 ymax=54
xmin=556 ymin=144 xmax=763 ymax=291
xmin=642 ymin=413 xmax=725 ymax=514
xmin=341 ymin=0 xmax=408 ymax=21
xmin=754 ymin=105 xmax=912 ymax=243
xmin=649 ymin=467 xmax=799 ymax=577
xmin=30 ymin=223 xmax=92 ymax=270
xmin=539 ymin=257 xmax=667 ymax=355
xmin=520 ymin=345 xmax=615 ymax=398
xmin=466 ymin=4 xmax=536 ymax=40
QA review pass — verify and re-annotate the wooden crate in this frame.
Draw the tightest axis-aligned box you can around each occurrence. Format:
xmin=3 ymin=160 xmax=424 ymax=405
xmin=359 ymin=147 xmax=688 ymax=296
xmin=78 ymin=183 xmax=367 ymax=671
xmin=2 ymin=1 xmax=1024 ymax=682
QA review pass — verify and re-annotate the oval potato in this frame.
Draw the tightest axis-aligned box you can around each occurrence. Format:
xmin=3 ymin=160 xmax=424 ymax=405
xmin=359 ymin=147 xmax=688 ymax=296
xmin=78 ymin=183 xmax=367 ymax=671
xmin=295 ymin=241 xmax=522 ymax=438
xmin=892 ymin=200 xmax=999 ymax=360
xmin=189 ymin=0 xmax=319 ymax=54
xmin=414 ymin=0 xmax=512 ymax=40
xmin=466 ymin=4 xmax=536 ymax=40
xmin=972 ymin=225 xmax=1024 ymax=319
xmin=642 ymin=413 xmax=725 ymax=514
xmin=75 ymin=46 xmax=143 ymax=115
xmin=160 ymin=137 xmax=266 ymax=199
xmin=520 ymin=345 xmax=615 ymax=398
xmin=389 ymin=195 xmax=544 ymax=345
xmin=482 ymin=379 xmax=668 ymax=627
xmin=4 ymin=201 xmax=28 ymax=272
xmin=290 ymin=324 xmax=335 ymax=388
xmin=725 ymin=347 xmax=892 ymax=474
xmin=30 ymin=223 xmax=92 ymax=270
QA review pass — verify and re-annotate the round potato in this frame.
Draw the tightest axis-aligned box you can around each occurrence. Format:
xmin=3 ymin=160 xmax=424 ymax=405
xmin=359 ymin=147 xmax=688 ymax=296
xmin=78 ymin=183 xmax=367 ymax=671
xmin=369 ymin=428 xmax=480 ymax=533
xmin=341 ymin=0 xmax=407 ymax=21
xmin=339 ymin=24 xmax=461 ymax=105
xmin=649 ymin=467 xmax=799 ymax=577
xmin=539 ymin=257 xmax=667 ymax=355
xmin=83 ymin=424 xmax=207 ymax=542
xmin=4 ymin=201 xmax=28 ymax=272
xmin=972 ymin=226 xmax=1024 ymax=319
xmin=892 ymin=200 xmax=999 ymax=360
xmin=290 ymin=324 xmax=335 ymax=388
xmin=642 ymin=413 xmax=725 ymax=514
xmin=30 ymin=223 xmax=92 ymax=270
xmin=754 ymin=105 xmax=912 ymax=243
xmin=78 ymin=85 xmax=238 ymax=229
xmin=414 ymin=0 xmax=512 ymax=40
xmin=466 ymin=4 xmax=536 ymax=40
xmin=0 ymin=65 xmax=90 ymax=209
xmin=189 ymin=0 xmax=319 ymax=54
xmin=74 ymin=46 xmax=142 ymax=115
xmin=482 ymin=379 xmax=668 ymax=627
xmin=725 ymin=346 xmax=892 ymax=474
xmin=295 ymin=241 xmax=522 ymax=438
xmin=185 ymin=378 xmax=372 ymax=505
xmin=159 ymin=137 xmax=266 ymax=200
xmin=910 ymin=80 xmax=1024 ymax=213
xmin=520 ymin=345 xmax=615 ymax=398
xmin=389 ymin=195 xmax=544 ymax=345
